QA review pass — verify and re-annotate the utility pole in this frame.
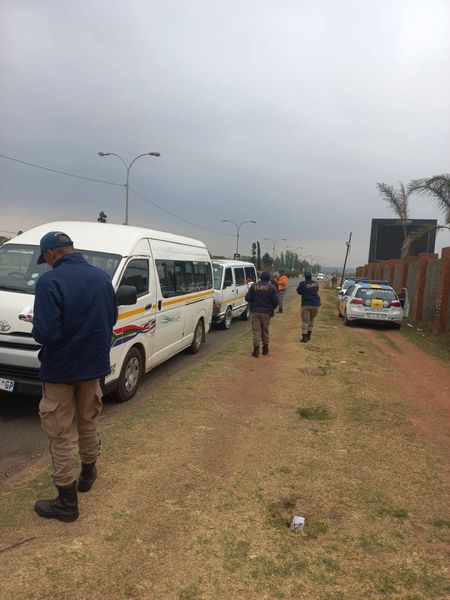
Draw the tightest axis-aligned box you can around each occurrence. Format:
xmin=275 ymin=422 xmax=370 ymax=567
xmin=340 ymin=232 xmax=352 ymax=287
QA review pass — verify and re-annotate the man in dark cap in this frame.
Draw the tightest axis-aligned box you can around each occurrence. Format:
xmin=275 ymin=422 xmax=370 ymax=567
xmin=28 ymin=231 xmax=117 ymax=522
xmin=297 ymin=272 xmax=321 ymax=342
xmin=245 ymin=271 xmax=279 ymax=357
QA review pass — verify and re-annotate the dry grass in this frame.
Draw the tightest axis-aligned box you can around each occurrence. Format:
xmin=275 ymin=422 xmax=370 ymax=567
xmin=0 ymin=291 xmax=449 ymax=599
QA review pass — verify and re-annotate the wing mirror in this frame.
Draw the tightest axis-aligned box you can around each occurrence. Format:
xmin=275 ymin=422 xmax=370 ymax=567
xmin=116 ymin=285 xmax=137 ymax=306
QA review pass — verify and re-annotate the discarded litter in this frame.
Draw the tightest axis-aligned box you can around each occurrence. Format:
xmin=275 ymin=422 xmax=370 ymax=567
xmin=407 ymin=323 xmax=414 ymax=328
xmin=340 ymin=360 xmax=347 ymax=364
xmin=290 ymin=516 xmax=306 ymax=532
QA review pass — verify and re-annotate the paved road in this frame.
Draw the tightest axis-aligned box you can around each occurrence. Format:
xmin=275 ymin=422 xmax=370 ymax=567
xmin=0 ymin=318 xmax=252 ymax=489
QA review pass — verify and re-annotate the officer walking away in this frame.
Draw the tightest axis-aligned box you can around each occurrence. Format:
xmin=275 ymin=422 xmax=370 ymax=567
xmin=245 ymin=271 xmax=279 ymax=357
xmin=29 ymin=231 xmax=117 ymax=522
xmin=277 ymin=270 xmax=288 ymax=313
xmin=297 ymin=271 xmax=321 ymax=343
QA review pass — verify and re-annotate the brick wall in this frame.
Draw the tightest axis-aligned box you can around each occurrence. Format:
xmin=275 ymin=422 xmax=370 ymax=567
xmin=355 ymin=246 xmax=450 ymax=332
xmin=434 ymin=247 xmax=450 ymax=332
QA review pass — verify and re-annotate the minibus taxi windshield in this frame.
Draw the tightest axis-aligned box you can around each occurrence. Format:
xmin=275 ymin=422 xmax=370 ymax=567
xmin=0 ymin=244 xmax=121 ymax=294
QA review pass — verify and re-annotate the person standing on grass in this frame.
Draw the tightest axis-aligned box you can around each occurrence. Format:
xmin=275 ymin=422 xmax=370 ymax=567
xmin=27 ymin=231 xmax=117 ymax=522
xmin=276 ymin=270 xmax=288 ymax=313
xmin=297 ymin=271 xmax=321 ymax=343
xmin=245 ymin=271 xmax=279 ymax=357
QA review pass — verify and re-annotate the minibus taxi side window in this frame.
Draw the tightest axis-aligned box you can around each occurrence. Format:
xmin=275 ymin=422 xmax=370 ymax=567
xmin=223 ymin=268 xmax=233 ymax=289
xmin=156 ymin=260 xmax=176 ymax=298
xmin=120 ymin=259 xmax=149 ymax=297
xmin=245 ymin=266 xmax=256 ymax=283
xmin=234 ymin=267 xmax=245 ymax=286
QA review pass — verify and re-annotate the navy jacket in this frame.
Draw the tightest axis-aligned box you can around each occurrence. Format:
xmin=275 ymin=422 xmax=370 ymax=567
xmin=245 ymin=280 xmax=279 ymax=316
xmin=32 ymin=253 xmax=118 ymax=383
xmin=297 ymin=279 xmax=321 ymax=307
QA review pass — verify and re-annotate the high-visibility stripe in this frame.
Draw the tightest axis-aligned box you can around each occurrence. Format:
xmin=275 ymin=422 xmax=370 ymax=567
xmin=163 ymin=290 xmax=214 ymax=307
xmin=117 ymin=307 xmax=146 ymax=321
xmin=118 ymin=290 xmax=213 ymax=320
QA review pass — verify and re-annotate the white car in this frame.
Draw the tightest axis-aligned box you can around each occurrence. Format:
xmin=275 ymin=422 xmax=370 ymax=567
xmin=338 ymin=281 xmax=405 ymax=328
xmin=212 ymin=260 xmax=256 ymax=329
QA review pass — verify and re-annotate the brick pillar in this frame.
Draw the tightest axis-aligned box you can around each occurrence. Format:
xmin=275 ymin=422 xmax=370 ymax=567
xmin=386 ymin=259 xmax=400 ymax=285
xmin=356 ymin=266 xmax=363 ymax=277
xmin=434 ymin=247 xmax=450 ymax=332
xmin=410 ymin=253 xmax=439 ymax=321
xmin=399 ymin=256 xmax=417 ymax=289
xmin=368 ymin=263 xmax=377 ymax=279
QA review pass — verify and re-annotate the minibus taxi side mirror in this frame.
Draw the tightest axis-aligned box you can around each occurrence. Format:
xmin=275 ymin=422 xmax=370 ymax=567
xmin=116 ymin=285 xmax=137 ymax=306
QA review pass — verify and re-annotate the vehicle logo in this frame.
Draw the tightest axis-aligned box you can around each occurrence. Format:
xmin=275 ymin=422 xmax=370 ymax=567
xmin=0 ymin=320 xmax=11 ymax=332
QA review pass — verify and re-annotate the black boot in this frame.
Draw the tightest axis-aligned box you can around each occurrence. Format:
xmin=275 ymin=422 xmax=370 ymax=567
xmin=300 ymin=334 xmax=308 ymax=343
xmin=78 ymin=462 xmax=97 ymax=493
xmin=306 ymin=331 xmax=312 ymax=341
xmin=278 ymin=308 xmax=283 ymax=313
xmin=34 ymin=481 xmax=79 ymax=522
xmin=252 ymin=346 xmax=260 ymax=358
xmin=262 ymin=344 xmax=269 ymax=355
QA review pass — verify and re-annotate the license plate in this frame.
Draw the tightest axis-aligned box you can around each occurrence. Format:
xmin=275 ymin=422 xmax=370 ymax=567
xmin=0 ymin=378 xmax=15 ymax=392
xmin=371 ymin=299 xmax=383 ymax=309
xmin=366 ymin=313 xmax=386 ymax=320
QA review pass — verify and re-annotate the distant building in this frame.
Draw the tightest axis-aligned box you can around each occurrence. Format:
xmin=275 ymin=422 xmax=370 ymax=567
xmin=368 ymin=218 xmax=437 ymax=263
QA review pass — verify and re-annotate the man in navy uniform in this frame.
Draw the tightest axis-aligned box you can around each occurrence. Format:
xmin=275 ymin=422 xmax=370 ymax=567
xmin=29 ymin=231 xmax=117 ymax=522
xmin=297 ymin=272 xmax=321 ymax=343
xmin=245 ymin=272 xmax=279 ymax=357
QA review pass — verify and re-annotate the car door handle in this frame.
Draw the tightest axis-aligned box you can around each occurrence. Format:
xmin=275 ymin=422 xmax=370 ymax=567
xmin=158 ymin=300 xmax=162 ymax=311
xmin=145 ymin=303 xmax=152 ymax=310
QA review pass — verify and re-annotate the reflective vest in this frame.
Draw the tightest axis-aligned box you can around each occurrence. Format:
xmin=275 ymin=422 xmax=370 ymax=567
xmin=277 ymin=275 xmax=288 ymax=291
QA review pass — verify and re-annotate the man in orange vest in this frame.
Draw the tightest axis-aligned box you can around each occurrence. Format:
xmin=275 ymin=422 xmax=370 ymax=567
xmin=277 ymin=271 xmax=288 ymax=313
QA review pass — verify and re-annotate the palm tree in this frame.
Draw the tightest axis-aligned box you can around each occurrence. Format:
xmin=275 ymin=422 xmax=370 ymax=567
xmin=376 ymin=182 xmax=411 ymax=257
xmin=408 ymin=174 xmax=450 ymax=225
xmin=403 ymin=174 xmax=450 ymax=255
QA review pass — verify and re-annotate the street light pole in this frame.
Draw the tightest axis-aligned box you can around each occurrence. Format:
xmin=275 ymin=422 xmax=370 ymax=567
xmin=263 ymin=237 xmax=287 ymax=262
xmin=221 ymin=219 xmax=256 ymax=255
xmin=98 ymin=151 xmax=160 ymax=225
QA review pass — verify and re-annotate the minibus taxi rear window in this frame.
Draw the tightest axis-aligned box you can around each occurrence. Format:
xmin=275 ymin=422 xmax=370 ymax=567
xmin=213 ymin=264 xmax=223 ymax=290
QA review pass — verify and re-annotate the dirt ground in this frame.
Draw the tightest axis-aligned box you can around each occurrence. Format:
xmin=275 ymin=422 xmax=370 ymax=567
xmin=0 ymin=289 xmax=449 ymax=600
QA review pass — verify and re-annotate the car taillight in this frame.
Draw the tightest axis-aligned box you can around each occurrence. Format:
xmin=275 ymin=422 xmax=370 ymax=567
xmin=350 ymin=298 xmax=364 ymax=305
xmin=390 ymin=301 xmax=401 ymax=307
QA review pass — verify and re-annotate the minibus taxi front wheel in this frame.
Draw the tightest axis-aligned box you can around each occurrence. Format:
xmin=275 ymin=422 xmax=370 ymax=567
xmin=112 ymin=346 xmax=143 ymax=402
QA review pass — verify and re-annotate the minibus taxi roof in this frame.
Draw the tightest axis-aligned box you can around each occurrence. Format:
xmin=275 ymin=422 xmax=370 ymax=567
xmin=213 ymin=259 xmax=256 ymax=267
xmin=7 ymin=221 xmax=207 ymax=256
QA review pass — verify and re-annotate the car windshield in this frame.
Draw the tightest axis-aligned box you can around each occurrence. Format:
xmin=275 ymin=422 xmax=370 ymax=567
xmin=213 ymin=263 xmax=223 ymax=289
xmin=356 ymin=288 xmax=396 ymax=300
xmin=0 ymin=244 xmax=121 ymax=295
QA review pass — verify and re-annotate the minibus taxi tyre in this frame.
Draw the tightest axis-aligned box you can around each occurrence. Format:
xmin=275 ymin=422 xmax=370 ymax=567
xmin=221 ymin=307 xmax=233 ymax=330
xmin=188 ymin=319 xmax=204 ymax=354
xmin=241 ymin=304 xmax=250 ymax=321
xmin=112 ymin=347 xmax=143 ymax=402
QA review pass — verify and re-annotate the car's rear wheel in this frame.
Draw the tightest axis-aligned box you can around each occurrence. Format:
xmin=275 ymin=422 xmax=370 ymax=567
xmin=111 ymin=347 xmax=143 ymax=403
xmin=188 ymin=319 xmax=204 ymax=354
xmin=241 ymin=304 xmax=250 ymax=321
xmin=344 ymin=310 xmax=353 ymax=326
xmin=392 ymin=322 xmax=401 ymax=330
xmin=220 ymin=307 xmax=233 ymax=330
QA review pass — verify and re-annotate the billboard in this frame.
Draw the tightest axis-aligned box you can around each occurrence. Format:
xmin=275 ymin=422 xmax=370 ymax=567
xmin=368 ymin=218 xmax=437 ymax=263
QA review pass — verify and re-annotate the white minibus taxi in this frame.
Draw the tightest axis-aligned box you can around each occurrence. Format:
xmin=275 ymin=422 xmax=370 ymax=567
xmin=0 ymin=222 xmax=213 ymax=401
xmin=212 ymin=260 xmax=256 ymax=329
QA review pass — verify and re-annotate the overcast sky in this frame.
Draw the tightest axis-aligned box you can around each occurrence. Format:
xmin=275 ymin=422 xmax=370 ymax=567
xmin=1 ymin=0 xmax=449 ymax=267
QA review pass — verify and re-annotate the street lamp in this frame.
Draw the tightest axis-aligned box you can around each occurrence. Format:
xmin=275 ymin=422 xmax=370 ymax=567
xmin=221 ymin=219 xmax=256 ymax=255
xmin=263 ymin=237 xmax=287 ymax=261
xmin=98 ymin=151 xmax=160 ymax=225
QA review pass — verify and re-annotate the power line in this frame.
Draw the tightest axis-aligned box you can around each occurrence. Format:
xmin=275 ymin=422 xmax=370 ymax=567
xmin=0 ymin=153 xmax=124 ymax=187
xmin=0 ymin=152 xmax=253 ymax=244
